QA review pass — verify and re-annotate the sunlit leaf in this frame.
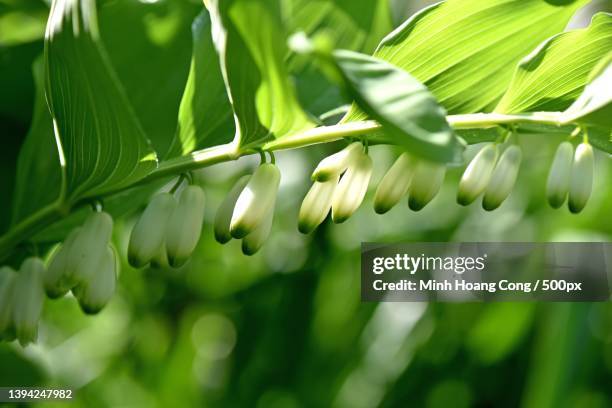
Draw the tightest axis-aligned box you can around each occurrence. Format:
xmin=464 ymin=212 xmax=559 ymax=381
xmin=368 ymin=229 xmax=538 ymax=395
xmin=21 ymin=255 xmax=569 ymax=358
xmin=205 ymin=0 xmax=314 ymax=148
xmin=44 ymin=0 xmax=157 ymax=202
xmin=561 ymin=56 xmax=612 ymax=128
xmin=166 ymin=11 xmax=234 ymax=158
xmin=346 ymin=0 xmax=589 ymax=119
xmin=496 ymin=13 xmax=612 ymax=114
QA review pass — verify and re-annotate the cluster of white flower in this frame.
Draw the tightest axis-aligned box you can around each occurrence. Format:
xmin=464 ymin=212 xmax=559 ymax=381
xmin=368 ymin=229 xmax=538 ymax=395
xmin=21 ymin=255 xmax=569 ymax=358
xmin=129 ymin=185 xmax=206 ymax=268
xmin=0 ymin=211 xmax=116 ymax=345
xmin=0 ymin=137 xmax=598 ymax=346
xmin=214 ymin=163 xmax=281 ymax=255
xmin=546 ymin=142 xmax=594 ymax=213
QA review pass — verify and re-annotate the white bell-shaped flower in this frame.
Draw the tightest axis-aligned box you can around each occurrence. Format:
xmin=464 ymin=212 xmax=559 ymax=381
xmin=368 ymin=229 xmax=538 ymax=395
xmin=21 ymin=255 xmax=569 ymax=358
xmin=73 ymin=245 xmax=117 ymax=314
xmin=408 ymin=160 xmax=446 ymax=211
xmin=165 ymin=186 xmax=206 ymax=267
xmin=298 ymin=176 xmax=338 ymax=234
xmin=546 ymin=141 xmax=574 ymax=209
xmin=374 ymin=153 xmax=413 ymax=214
xmin=12 ymin=258 xmax=45 ymax=346
xmin=230 ymin=163 xmax=281 ymax=238
xmin=331 ymin=151 xmax=373 ymax=223
xmin=128 ymin=194 xmax=176 ymax=268
xmin=568 ymin=143 xmax=594 ymax=214
xmin=214 ymin=175 xmax=251 ymax=244
xmin=44 ymin=227 xmax=81 ymax=298
xmin=482 ymin=145 xmax=522 ymax=211
xmin=457 ymin=144 xmax=498 ymax=206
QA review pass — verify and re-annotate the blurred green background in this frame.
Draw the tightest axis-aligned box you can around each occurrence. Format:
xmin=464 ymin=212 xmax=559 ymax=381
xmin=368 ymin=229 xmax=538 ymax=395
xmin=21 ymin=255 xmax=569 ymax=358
xmin=1 ymin=0 xmax=612 ymax=407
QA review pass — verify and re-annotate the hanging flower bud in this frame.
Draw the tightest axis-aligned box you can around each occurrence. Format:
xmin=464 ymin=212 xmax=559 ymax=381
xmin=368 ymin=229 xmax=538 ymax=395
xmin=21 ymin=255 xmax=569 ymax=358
xmin=457 ymin=144 xmax=498 ymax=206
xmin=408 ymin=160 xmax=446 ymax=211
xmin=230 ymin=163 xmax=281 ymax=239
xmin=374 ymin=153 xmax=413 ymax=214
xmin=165 ymin=186 xmax=206 ymax=267
xmin=331 ymin=151 xmax=373 ymax=223
xmin=215 ymin=175 xmax=251 ymax=244
xmin=482 ymin=145 xmax=522 ymax=211
xmin=128 ymin=193 xmax=176 ymax=268
xmin=311 ymin=142 xmax=362 ymax=182
xmin=242 ymin=202 xmax=276 ymax=256
xmin=12 ymin=258 xmax=45 ymax=346
xmin=73 ymin=246 xmax=117 ymax=315
xmin=44 ymin=212 xmax=113 ymax=297
xmin=0 ymin=267 xmax=17 ymax=341
xmin=44 ymin=227 xmax=81 ymax=299
xmin=298 ymin=176 xmax=338 ymax=234
xmin=546 ymin=141 xmax=574 ymax=209
xmin=64 ymin=212 xmax=113 ymax=286
xmin=568 ymin=143 xmax=594 ymax=214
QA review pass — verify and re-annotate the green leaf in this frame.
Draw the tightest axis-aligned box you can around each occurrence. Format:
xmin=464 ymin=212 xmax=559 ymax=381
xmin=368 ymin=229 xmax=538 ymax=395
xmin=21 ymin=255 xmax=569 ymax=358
xmin=561 ymin=56 xmax=612 ymax=128
xmin=166 ymin=11 xmax=234 ymax=158
xmin=282 ymin=0 xmax=392 ymax=54
xmin=97 ymin=0 xmax=201 ymax=158
xmin=45 ymin=0 xmax=157 ymax=202
xmin=333 ymin=50 xmax=462 ymax=163
xmin=11 ymin=57 xmax=62 ymax=226
xmin=496 ymin=13 xmax=612 ymax=114
xmin=282 ymin=0 xmax=392 ymax=117
xmin=206 ymin=0 xmax=314 ymax=147
xmin=347 ymin=0 xmax=589 ymax=118
xmin=588 ymin=127 xmax=612 ymax=154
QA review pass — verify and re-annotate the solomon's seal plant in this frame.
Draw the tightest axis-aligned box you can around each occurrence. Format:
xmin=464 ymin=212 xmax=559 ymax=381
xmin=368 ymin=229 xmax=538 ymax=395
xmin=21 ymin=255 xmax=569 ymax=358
xmin=1 ymin=0 xmax=611 ymax=345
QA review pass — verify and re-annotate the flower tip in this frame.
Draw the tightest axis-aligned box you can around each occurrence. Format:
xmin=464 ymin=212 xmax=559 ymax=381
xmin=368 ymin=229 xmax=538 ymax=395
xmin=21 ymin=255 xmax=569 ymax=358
xmin=408 ymin=197 xmax=426 ymax=212
xmin=297 ymin=221 xmax=315 ymax=235
xmin=44 ymin=287 xmax=67 ymax=299
xmin=312 ymin=173 xmax=331 ymax=182
xmin=214 ymin=231 xmax=233 ymax=244
xmin=373 ymin=202 xmax=391 ymax=214
xmin=547 ymin=195 xmax=566 ymax=209
xmin=482 ymin=198 xmax=500 ymax=212
xmin=230 ymin=224 xmax=250 ymax=239
xmin=168 ymin=256 xmax=187 ymax=268
xmin=456 ymin=192 xmax=473 ymax=207
xmin=78 ymin=301 xmax=103 ymax=315
xmin=331 ymin=212 xmax=349 ymax=224
xmin=127 ymin=252 xmax=147 ymax=269
xmin=241 ymin=241 xmax=261 ymax=256
xmin=568 ymin=201 xmax=585 ymax=214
